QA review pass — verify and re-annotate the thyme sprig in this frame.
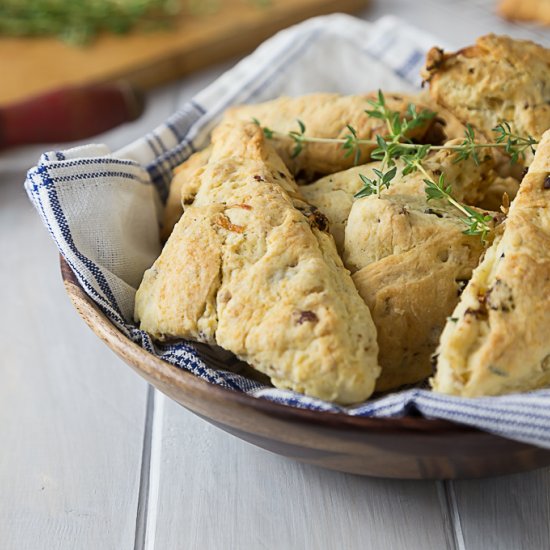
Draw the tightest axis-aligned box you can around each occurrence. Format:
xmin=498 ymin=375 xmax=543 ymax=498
xmin=355 ymin=165 xmax=398 ymax=199
xmin=252 ymin=91 xmax=539 ymax=171
xmin=391 ymin=150 xmax=494 ymax=241
xmin=366 ymin=90 xmax=436 ymax=141
xmin=424 ymin=176 xmax=494 ymax=242
xmin=414 ymin=163 xmax=493 ymax=242
xmin=493 ymin=121 xmax=537 ymax=163
xmin=251 ymin=90 xmax=538 ymax=242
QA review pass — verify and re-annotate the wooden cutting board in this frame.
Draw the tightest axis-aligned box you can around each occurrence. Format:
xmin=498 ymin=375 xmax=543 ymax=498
xmin=0 ymin=0 xmax=367 ymax=106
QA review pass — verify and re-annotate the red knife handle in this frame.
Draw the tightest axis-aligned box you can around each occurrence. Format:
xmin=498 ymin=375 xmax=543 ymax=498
xmin=0 ymin=82 xmax=145 ymax=150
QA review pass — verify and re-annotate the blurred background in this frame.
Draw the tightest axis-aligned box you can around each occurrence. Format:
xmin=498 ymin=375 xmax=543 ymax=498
xmin=0 ymin=0 xmax=549 ymax=165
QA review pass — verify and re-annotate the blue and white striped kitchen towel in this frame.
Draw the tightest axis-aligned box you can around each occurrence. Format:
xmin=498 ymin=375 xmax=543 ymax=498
xmin=25 ymin=14 xmax=550 ymax=450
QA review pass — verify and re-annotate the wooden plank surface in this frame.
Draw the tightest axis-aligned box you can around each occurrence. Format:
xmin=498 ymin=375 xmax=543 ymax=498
xmin=451 ymin=470 xmax=550 ymax=550
xmin=0 ymin=175 xmax=147 ymax=550
xmin=149 ymin=394 xmax=453 ymax=550
xmin=0 ymin=0 xmax=366 ymax=106
xmin=0 ymin=85 xmax=178 ymax=550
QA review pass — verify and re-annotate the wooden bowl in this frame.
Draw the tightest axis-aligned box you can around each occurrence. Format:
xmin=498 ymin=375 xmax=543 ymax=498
xmin=61 ymin=257 xmax=550 ymax=479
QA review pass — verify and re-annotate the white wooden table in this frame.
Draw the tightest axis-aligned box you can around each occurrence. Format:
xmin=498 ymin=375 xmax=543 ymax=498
xmin=2 ymin=2 xmax=550 ymax=548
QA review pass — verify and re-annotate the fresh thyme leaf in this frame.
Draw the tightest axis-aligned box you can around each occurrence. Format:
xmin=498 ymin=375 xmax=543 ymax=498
xmin=289 ymin=119 xmax=307 ymax=158
xmin=365 ymin=109 xmax=385 ymax=120
xmin=251 ymin=117 xmax=274 ymax=139
xmin=383 ymin=166 xmax=397 ymax=185
xmin=355 ymin=165 xmax=397 ymax=199
xmin=342 ymin=124 xmax=362 ymax=165
xmin=454 ymin=123 xmax=481 ymax=165
xmin=424 ymin=178 xmax=447 ymax=201
xmin=401 ymin=103 xmax=436 ymax=135
xmin=376 ymin=134 xmax=388 ymax=151
xmin=424 ymin=173 xmax=492 ymax=242
xmin=492 ymin=122 xmax=537 ymax=163
xmin=401 ymin=144 xmax=430 ymax=175
xmin=290 ymin=142 xmax=302 ymax=158
xmin=346 ymin=124 xmax=357 ymax=137
xmin=355 ymin=174 xmax=378 ymax=198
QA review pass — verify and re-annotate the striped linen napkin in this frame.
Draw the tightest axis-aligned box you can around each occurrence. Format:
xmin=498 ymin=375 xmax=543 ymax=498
xmin=25 ymin=13 xmax=550 ymax=449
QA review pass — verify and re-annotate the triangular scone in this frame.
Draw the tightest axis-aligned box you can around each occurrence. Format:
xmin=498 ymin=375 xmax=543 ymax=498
xmin=301 ymin=142 xmax=495 ymax=253
xmin=422 ymin=35 xmax=550 ymax=150
xmin=223 ymin=92 xmax=436 ymax=178
xmin=135 ymin=122 xmax=380 ymax=405
xmin=432 ymin=129 xmax=550 ymax=397
xmin=347 ymin=195 xmax=487 ymax=391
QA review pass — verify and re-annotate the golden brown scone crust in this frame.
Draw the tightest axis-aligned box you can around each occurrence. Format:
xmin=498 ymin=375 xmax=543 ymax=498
xmin=301 ymin=141 xmax=494 ymax=253
xmin=343 ymin=195 xmax=485 ymax=271
xmin=499 ymin=0 xmax=550 ymax=25
xmin=300 ymin=162 xmax=383 ymax=253
xmin=223 ymin=92 xmax=435 ymax=178
xmin=422 ymin=34 xmax=550 ymax=150
xmin=347 ymin=195 xmax=486 ymax=391
xmin=135 ymin=121 xmax=380 ymax=405
xmin=161 ymin=147 xmax=211 ymax=241
xmin=432 ymin=130 xmax=550 ymax=397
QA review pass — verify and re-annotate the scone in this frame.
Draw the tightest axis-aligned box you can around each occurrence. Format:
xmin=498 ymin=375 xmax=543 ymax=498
xmin=161 ymin=146 xmax=211 ymax=241
xmin=422 ymin=35 xmax=550 ymax=153
xmin=347 ymin=195 xmax=487 ymax=391
xmin=223 ymin=92 xmax=436 ymax=178
xmin=301 ymin=141 xmax=494 ymax=253
xmin=135 ymin=121 xmax=381 ymax=405
xmin=499 ymin=0 xmax=550 ymax=26
xmin=432 ymin=130 xmax=550 ymax=397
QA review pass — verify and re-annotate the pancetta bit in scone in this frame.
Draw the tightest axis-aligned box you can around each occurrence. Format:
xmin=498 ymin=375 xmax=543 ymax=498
xmin=346 ymin=195 xmax=488 ymax=392
xmin=432 ymin=130 xmax=550 ymax=397
xmin=223 ymin=92 xmax=436 ymax=179
xmin=135 ymin=122 xmax=380 ymax=405
xmin=301 ymin=141 xmax=495 ymax=253
xmin=422 ymin=34 xmax=550 ymax=160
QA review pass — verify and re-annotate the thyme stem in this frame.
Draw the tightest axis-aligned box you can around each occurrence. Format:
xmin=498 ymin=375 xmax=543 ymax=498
xmin=264 ymin=130 xmax=524 ymax=153
xmin=415 ymin=163 xmax=469 ymax=218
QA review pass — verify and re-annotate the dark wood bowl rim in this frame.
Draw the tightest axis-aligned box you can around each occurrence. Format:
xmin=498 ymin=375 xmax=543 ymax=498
xmin=60 ymin=256 xmax=480 ymax=436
